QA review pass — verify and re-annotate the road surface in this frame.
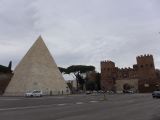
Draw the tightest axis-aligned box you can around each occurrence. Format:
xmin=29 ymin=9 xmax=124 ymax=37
xmin=0 ymin=94 xmax=159 ymax=120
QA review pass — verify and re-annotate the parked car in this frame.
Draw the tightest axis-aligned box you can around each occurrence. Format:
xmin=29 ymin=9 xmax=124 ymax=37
xmin=106 ymin=91 xmax=114 ymax=94
xmin=25 ymin=90 xmax=43 ymax=97
xmin=123 ymin=90 xmax=134 ymax=94
xmin=152 ymin=91 xmax=160 ymax=98
xmin=98 ymin=90 xmax=105 ymax=93
xmin=86 ymin=91 xmax=92 ymax=94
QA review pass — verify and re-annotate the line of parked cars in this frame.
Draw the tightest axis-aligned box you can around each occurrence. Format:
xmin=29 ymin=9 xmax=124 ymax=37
xmin=24 ymin=90 xmax=160 ymax=99
xmin=85 ymin=90 xmax=135 ymax=95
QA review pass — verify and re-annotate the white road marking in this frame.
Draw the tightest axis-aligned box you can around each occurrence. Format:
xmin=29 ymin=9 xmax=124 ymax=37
xmin=25 ymin=96 xmax=65 ymax=100
xmin=57 ymin=104 xmax=66 ymax=106
xmin=90 ymin=101 xmax=98 ymax=103
xmin=76 ymin=102 xmax=84 ymax=105
xmin=0 ymin=99 xmax=21 ymax=101
xmin=0 ymin=104 xmax=54 ymax=111
xmin=0 ymin=103 xmax=67 ymax=111
xmin=0 ymin=100 xmax=100 ymax=111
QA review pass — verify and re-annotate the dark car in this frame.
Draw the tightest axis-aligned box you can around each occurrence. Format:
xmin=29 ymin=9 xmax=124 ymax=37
xmin=152 ymin=91 xmax=160 ymax=98
xmin=123 ymin=90 xmax=134 ymax=94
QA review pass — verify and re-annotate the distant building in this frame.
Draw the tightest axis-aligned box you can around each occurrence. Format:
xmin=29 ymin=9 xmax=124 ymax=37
xmin=101 ymin=54 xmax=160 ymax=93
xmin=66 ymin=80 xmax=77 ymax=93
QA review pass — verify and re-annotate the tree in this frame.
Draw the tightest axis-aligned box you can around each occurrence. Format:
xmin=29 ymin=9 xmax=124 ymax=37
xmin=85 ymin=80 xmax=96 ymax=91
xmin=67 ymin=65 xmax=95 ymax=91
xmin=95 ymin=73 xmax=101 ymax=90
xmin=67 ymin=65 xmax=95 ymax=74
xmin=58 ymin=67 xmax=67 ymax=73
xmin=85 ymin=72 xmax=101 ymax=91
xmin=59 ymin=65 xmax=95 ymax=91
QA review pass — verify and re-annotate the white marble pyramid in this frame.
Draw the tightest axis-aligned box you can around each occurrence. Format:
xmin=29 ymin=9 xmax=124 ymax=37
xmin=4 ymin=36 xmax=69 ymax=96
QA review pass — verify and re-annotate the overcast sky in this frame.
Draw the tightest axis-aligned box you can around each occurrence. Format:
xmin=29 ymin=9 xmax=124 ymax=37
xmin=0 ymin=0 xmax=160 ymax=72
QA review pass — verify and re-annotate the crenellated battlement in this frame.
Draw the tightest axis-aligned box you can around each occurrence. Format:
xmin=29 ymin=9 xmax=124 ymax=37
xmin=118 ymin=67 xmax=133 ymax=71
xmin=136 ymin=54 xmax=154 ymax=66
xmin=136 ymin=54 xmax=153 ymax=60
xmin=101 ymin=60 xmax=114 ymax=64
xmin=101 ymin=60 xmax=115 ymax=70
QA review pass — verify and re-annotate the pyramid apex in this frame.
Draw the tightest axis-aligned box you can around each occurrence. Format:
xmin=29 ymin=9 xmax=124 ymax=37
xmin=36 ymin=35 xmax=43 ymax=41
xmin=33 ymin=35 xmax=46 ymax=47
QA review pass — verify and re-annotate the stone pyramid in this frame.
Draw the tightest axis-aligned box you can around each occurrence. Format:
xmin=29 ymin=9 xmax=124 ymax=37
xmin=4 ymin=36 xmax=69 ymax=96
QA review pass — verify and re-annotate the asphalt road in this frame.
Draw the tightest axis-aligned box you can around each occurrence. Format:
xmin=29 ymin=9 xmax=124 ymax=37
xmin=0 ymin=94 xmax=159 ymax=120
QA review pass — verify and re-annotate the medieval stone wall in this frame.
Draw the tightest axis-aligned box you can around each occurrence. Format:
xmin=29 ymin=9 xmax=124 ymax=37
xmin=0 ymin=72 xmax=13 ymax=95
xmin=101 ymin=54 xmax=160 ymax=92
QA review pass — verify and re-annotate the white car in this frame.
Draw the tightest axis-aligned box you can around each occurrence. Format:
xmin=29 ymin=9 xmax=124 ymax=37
xmin=25 ymin=90 xmax=43 ymax=97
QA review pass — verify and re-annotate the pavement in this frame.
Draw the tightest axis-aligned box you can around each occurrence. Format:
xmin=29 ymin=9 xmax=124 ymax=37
xmin=0 ymin=93 xmax=160 ymax=120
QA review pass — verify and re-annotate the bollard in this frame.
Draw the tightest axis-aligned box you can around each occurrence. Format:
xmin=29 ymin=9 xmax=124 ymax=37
xmin=103 ymin=93 xmax=107 ymax=101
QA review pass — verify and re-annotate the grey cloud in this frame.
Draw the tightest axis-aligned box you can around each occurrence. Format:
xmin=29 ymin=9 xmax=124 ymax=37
xmin=0 ymin=0 xmax=39 ymax=40
xmin=0 ymin=0 xmax=160 ymax=71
